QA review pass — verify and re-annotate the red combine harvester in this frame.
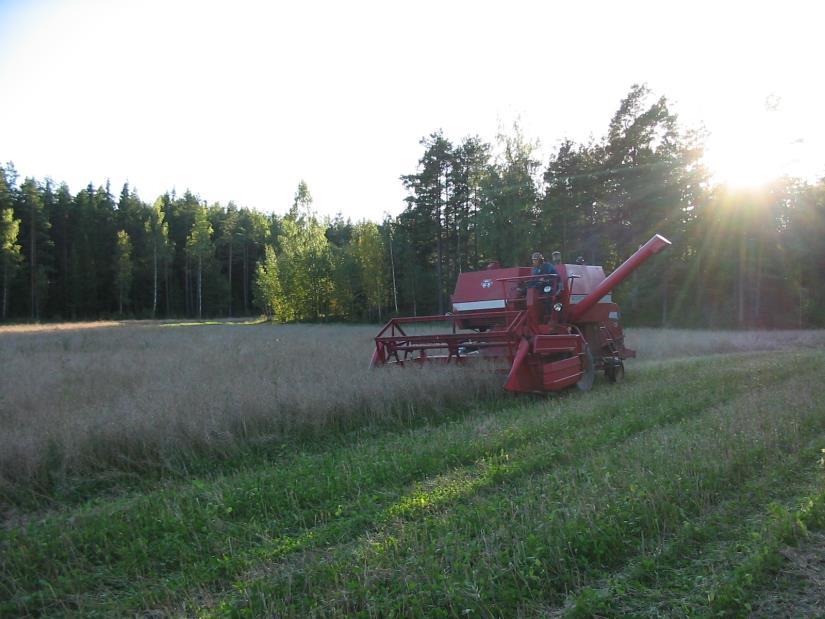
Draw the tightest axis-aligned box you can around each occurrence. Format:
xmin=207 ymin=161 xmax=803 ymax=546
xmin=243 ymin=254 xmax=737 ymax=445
xmin=371 ymin=234 xmax=671 ymax=393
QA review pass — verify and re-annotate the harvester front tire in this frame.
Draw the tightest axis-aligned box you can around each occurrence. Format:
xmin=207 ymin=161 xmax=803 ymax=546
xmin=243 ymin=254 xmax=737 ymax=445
xmin=606 ymin=361 xmax=625 ymax=383
xmin=576 ymin=344 xmax=595 ymax=392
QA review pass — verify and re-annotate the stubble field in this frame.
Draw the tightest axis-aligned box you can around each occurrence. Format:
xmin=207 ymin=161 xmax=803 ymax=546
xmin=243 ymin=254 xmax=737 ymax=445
xmin=2 ymin=322 xmax=825 ymax=616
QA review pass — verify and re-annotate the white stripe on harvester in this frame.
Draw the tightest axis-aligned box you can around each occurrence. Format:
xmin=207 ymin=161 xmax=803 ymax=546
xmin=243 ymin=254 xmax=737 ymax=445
xmin=453 ymin=300 xmax=507 ymax=311
xmin=570 ymin=293 xmax=612 ymax=304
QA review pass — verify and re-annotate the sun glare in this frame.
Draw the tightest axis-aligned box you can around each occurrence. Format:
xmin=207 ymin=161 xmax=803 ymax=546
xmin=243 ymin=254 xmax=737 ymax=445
xmin=707 ymin=142 xmax=782 ymax=189
xmin=704 ymin=102 xmax=802 ymax=189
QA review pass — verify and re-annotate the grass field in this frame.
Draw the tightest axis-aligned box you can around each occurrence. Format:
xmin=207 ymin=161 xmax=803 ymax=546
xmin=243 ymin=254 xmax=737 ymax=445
xmin=2 ymin=322 xmax=825 ymax=616
xmin=0 ymin=322 xmax=500 ymax=500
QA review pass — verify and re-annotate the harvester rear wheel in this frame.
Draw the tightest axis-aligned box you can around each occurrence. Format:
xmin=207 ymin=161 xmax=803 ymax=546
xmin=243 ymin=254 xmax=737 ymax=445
xmin=576 ymin=344 xmax=595 ymax=391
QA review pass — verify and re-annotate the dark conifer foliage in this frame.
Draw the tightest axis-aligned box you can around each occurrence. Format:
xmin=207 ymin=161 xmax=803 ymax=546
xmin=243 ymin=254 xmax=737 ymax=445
xmin=1 ymin=86 xmax=824 ymax=326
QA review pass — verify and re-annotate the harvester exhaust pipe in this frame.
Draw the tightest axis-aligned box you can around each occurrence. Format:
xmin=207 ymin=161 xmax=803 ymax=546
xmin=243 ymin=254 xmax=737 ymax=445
xmin=568 ymin=234 xmax=671 ymax=322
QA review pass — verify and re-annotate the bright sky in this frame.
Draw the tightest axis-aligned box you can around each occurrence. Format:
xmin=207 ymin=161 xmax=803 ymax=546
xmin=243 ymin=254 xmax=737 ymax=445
xmin=1 ymin=0 xmax=823 ymax=221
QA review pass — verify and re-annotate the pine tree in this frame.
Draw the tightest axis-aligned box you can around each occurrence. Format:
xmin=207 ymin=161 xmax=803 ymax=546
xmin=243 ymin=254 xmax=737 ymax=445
xmin=478 ymin=123 xmax=540 ymax=269
xmin=401 ymin=132 xmax=455 ymax=314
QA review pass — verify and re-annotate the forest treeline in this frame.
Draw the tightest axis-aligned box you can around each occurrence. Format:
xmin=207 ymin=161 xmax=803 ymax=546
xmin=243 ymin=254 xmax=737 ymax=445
xmin=1 ymin=85 xmax=824 ymax=327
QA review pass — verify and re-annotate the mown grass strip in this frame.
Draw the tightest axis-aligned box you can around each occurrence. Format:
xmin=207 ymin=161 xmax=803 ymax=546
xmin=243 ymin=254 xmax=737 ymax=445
xmin=548 ymin=443 xmax=824 ymax=617
xmin=209 ymin=352 xmax=825 ymax=617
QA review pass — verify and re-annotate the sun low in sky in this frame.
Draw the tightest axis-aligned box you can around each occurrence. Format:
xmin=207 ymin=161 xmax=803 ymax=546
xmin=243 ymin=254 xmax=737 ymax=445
xmin=704 ymin=92 xmax=820 ymax=189
xmin=1 ymin=0 xmax=823 ymax=219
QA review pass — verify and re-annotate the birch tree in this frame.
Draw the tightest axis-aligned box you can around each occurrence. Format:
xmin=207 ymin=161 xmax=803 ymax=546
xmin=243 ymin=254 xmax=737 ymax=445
xmin=186 ymin=205 xmax=213 ymax=318
xmin=114 ymin=230 xmax=133 ymax=315
xmin=0 ymin=207 xmax=22 ymax=319
xmin=146 ymin=197 xmax=171 ymax=318
xmin=253 ymin=245 xmax=285 ymax=320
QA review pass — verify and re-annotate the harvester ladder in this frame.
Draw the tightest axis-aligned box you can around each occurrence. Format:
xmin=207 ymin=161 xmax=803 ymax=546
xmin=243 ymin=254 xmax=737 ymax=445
xmin=599 ymin=325 xmax=620 ymax=357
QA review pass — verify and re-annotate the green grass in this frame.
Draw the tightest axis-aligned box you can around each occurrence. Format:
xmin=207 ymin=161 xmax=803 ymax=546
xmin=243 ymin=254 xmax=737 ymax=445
xmin=2 ymin=350 xmax=825 ymax=617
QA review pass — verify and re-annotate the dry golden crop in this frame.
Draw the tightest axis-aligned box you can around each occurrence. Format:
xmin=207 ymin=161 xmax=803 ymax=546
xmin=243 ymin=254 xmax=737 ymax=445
xmin=2 ymin=321 xmax=824 ymax=492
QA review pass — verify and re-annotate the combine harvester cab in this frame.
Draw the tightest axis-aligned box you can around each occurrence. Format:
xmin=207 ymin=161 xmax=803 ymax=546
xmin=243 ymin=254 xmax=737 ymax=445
xmin=371 ymin=234 xmax=671 ymax=394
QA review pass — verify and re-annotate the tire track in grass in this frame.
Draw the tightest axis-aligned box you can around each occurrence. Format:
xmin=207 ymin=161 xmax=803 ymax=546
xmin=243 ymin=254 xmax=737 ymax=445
xmin=1 ymin=355 xmax=805 ymax=616
xmin=211 ymin=353 xmax=825 ymax=617
xmin=0 ymin=352 xmax=814 ymax=616
xmin=747 ymin=518 xmax=825 ymax=617
xmin=170 ymin=353 xmax=810 ymax=616
xmin=538 ymin=441 xmax=824 ymax=617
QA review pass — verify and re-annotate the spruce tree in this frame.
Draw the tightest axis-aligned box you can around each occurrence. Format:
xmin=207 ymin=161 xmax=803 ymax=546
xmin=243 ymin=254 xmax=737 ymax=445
xmin=17 ymin=178 xmax=51 ymax=319
xmin=114 ymin=230 xmax=133 ymax=315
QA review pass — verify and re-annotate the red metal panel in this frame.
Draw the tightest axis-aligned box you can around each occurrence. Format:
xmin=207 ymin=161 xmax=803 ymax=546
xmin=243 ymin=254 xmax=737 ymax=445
xmin=542 ymin=356 xmax=584 ymax=389
xmin=563 ymin=265 xmax=607 ymax=296
xmin=504 ymin=339 xmax=537 ymax=393
xmin=532 ymin=334 xmax=581 ymax=354
xmin=451 ymin=267 xmax=530 ymax=306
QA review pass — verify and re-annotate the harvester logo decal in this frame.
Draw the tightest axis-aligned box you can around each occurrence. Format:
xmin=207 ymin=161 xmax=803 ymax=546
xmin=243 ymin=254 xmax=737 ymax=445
xmin=481 ymin=279 xmax=493 ymax=289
